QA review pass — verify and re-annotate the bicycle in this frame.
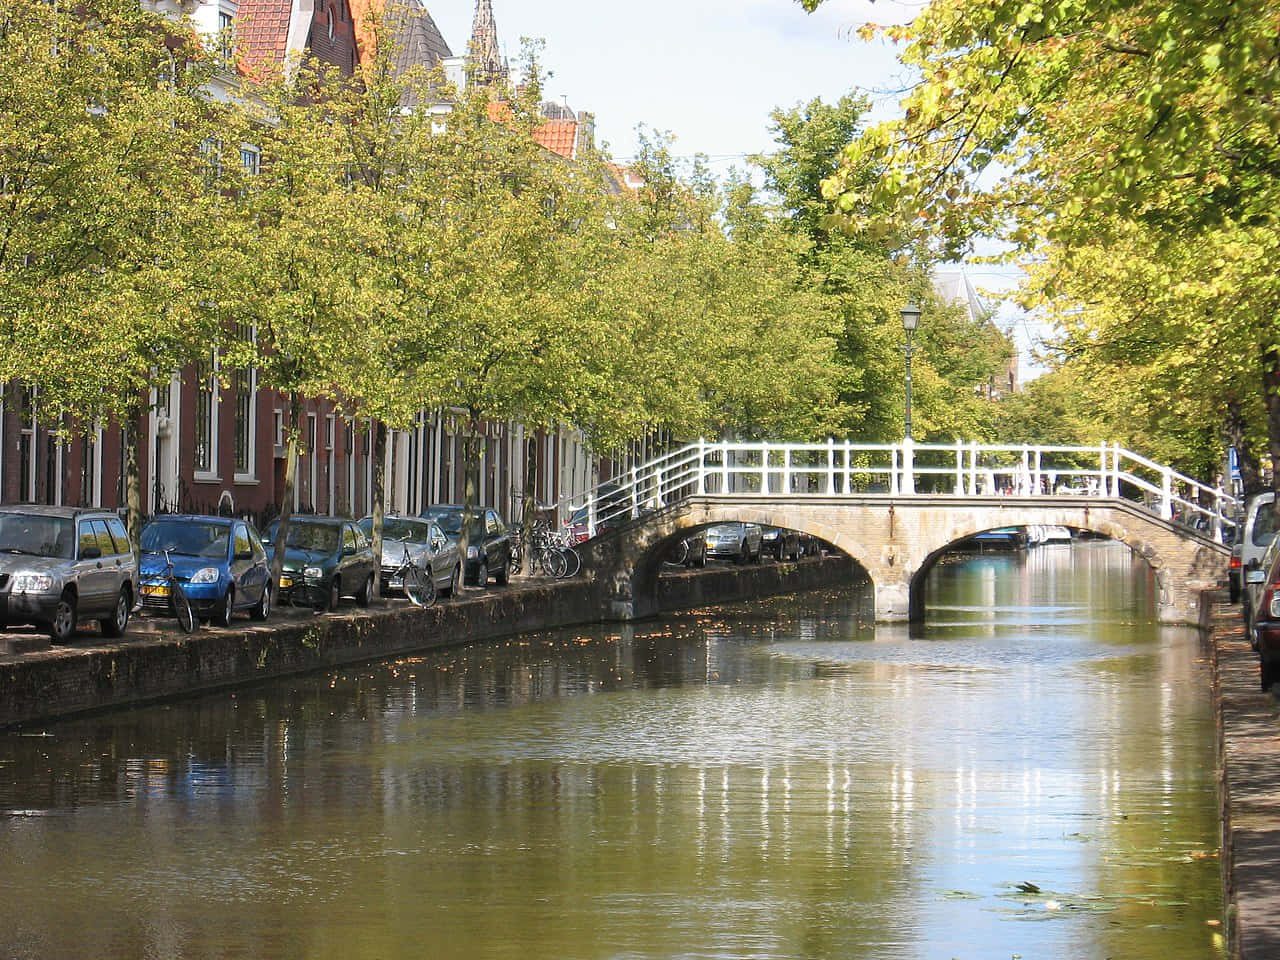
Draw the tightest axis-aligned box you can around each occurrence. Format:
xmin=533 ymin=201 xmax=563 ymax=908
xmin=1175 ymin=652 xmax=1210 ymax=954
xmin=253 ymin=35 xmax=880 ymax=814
xmin=146 ymin=549 xmax=196 ymax=634
xmin=389 ymin=543 xmax=434 ymax=608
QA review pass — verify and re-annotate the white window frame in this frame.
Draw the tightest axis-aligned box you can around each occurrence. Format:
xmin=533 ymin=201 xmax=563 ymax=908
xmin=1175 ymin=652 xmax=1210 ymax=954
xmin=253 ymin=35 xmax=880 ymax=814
xmin=18 ymin=386 xmax=36 ymax=503
xmin=233 ymin=326 xmax=258 ymax=484
xmin=239 ymin=142 xmax=260 ymax=177
xmin=194 ymin=351 xmax=220 ymax=482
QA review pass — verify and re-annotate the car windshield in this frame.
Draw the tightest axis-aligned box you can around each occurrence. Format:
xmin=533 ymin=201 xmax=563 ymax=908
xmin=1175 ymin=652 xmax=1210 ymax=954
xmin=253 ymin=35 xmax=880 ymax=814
xmin=0 ymin=514 xmax=74 ymax=559
xmin=379 ymin=519 xmax=432 ymax=543
xmin=708 ymin=524 xmax=741 ymax=537
xmin=141 ymin=520 xmax=230 ymax=559
xmin=266 ymin=522 xmax=340 ymax=553
xmin=1253 ymin=499 xmax=1277 ymax=547
xmin=423 ymin=509 xmax=482 ymax=539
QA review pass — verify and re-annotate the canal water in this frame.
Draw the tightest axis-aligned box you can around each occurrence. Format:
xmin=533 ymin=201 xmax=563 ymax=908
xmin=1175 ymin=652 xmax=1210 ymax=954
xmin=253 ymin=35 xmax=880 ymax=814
xmin=0 ymin=540 xmax=1223 ymax=959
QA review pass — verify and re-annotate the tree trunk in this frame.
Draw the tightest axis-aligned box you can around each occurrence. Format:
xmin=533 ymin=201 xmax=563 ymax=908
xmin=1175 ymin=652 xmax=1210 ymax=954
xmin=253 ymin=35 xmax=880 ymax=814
xmin=269 ymin=392 xmax=302 ymax=591
xmin=522 ymin=428 xmax=539 ymax=543
xmin=459 ymin=410 xmax=483 ymax=581
xmin=123 ymin=410 xmax=142 ymax=568
xmin=1264 ymin=347 xmax=1280 ymax=528
xmin=1224 ymin=399 xmax=1265 ymax=496
xmin=370 ymin=421 xmax=387 ymax=600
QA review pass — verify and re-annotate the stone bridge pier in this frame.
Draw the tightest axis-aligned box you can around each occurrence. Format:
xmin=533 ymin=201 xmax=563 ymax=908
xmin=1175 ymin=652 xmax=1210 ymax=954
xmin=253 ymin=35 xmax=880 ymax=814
xmin=575 ymin=496 xmax=1228 ymax=626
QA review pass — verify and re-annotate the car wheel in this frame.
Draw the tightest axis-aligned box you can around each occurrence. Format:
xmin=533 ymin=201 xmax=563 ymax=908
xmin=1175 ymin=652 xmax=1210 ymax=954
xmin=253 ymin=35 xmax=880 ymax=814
xmin=49 ymin=589 xmax=77 ymax=642
xmin=100 ymin=586 xmax=130 ymax=638
xmin=1230 ymin=582 xmax=1241 ymax=603
xmin=737 ymin=541 xmax=748 ymax=565
xmin=214 ymin=587 xmax=235 ymax=628
xmin=476 ymin=559 xmax=489 ymax=588
xmin=695 ymin=548 xmax=707 ymax=568
xmin=356 ymin=573 xmax=373 ymax=608
xmin=251 ymin=583 xmax=271 ymax=622
xmin=445 ymin=564 xmax=461 ymax=597
xmin=327 ymin=577 xmax=342 ymax=612
xmin=1262 ymin=656 xmax=1278 ymax=692
xmin=496 ymin=555 xmax=510 ymax=586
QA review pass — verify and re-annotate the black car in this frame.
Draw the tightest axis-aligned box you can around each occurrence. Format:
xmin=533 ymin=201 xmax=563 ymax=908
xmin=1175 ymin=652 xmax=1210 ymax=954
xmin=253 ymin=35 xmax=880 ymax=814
xmin=762 ymin=526 xmax=801 ymax=561
xmin=262 ymin=516 xmax=377 ymax=610
xmin=422 ymin=505 xmax=513 ymax=587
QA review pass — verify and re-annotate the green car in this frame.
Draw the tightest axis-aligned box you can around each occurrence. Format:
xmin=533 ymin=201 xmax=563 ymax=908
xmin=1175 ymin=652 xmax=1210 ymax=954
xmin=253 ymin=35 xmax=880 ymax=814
xmin=262 ymin=517 xmax=376 ymax=611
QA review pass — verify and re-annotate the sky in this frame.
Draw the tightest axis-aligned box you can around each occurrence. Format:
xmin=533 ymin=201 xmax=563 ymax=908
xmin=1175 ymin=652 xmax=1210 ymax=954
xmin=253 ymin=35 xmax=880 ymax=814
xmin=426 ymin=0 xmax=1046 ymax=377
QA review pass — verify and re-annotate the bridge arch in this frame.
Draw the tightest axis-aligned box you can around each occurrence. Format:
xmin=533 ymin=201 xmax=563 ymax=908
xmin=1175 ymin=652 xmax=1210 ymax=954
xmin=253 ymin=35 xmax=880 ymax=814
xmin=905 ymin=520 xmax=1171 ymax=622
xmin=579 ymin=495 xmax=1225 ymax=626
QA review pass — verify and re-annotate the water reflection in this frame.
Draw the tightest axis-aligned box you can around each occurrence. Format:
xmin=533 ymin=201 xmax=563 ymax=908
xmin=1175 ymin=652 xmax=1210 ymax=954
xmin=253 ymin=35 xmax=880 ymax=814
xmin=0 ymin=542 xmax=1222 ymax=959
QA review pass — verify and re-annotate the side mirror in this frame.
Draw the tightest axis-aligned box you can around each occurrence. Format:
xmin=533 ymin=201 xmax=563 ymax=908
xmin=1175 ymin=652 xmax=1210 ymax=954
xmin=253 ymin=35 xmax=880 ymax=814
xmin=235 ymin=549 xmax=253 ymax=561
xmin=80 ymin=545 xmax=101 ymax=560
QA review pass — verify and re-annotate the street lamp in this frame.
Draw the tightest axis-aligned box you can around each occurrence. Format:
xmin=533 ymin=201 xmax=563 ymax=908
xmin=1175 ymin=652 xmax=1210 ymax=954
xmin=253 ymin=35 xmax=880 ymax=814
xmin=900 ymin=301 xmax=921 ymax=440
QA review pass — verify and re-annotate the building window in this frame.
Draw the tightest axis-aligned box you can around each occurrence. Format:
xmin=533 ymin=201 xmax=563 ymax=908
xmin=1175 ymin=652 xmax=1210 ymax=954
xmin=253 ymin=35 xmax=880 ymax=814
xmin=273 ymin=409 xmax=284 ymax=447
xmin=18 ymin=385 xmax=35 ymax=502
xmin=240 ymin=144 xmax=260 ymax=177
xmin=200 ymin=138 xmax=222 ymax=190
xmin=217 ymin=10 xmax=234 ymax=65
xmin=233 ymin=323 xmax=256 ymax=480
xmin=194 ymin=352 xmax=218 ymax=478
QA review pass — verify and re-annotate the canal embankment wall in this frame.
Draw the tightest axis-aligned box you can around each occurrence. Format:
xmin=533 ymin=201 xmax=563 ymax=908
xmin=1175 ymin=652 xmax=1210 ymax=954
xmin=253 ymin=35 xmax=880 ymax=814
xmin=1205 ymin=587 xmax=1280 ymax=960
xmin=0 ymin=555 xmax=860 ymax=730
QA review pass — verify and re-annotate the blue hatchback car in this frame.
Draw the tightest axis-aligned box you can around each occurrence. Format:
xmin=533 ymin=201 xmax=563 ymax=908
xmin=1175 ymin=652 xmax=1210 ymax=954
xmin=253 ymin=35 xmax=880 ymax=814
xmin=138 ymin=515 xmax=272 ymax=626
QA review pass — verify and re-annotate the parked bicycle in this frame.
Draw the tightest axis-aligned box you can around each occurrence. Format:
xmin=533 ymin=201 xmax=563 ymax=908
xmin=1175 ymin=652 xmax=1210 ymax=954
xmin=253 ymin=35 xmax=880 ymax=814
xmin=390 ymin=543 xmax=434 ymax=608
xmin=146 ymin=549 xmax=196 ymax=634
xmin=527 ymin=520 xmax=581 ymax=579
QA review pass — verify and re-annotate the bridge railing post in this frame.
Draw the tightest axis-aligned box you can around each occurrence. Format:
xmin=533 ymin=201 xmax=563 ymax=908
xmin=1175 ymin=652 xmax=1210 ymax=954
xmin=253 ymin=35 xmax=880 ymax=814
xmin=631 ymin=465 xmax=639 ymax=518
xmin=1160 ymin=468 xmax=1173 ymax=520
xmin=954 ymin=440 xmax=964 ymax=494
xmin=784 ymin=446 xmax=793 ymax=494
xmin=696 ymin=438 xmax=707 ymax=496
xmin=722 ymin=441 xmax=731 ymax=495
xmin=844 ymin=440 xmax=853 ymax=494
xmin=1097 ymin=442 xmax=1108 ymax=497
xmin=1110 ymin=443 xmax=1122 ymax=498
xmin=827 ymin=438 xmax=835 ymax=495
xmin=761 ymin=442 xmax=770 ymax=495
xmin=1033 ymin=448 xmax=1042 ymax=495
xmin=969 ymin=442 xmax=979 ymax=496
xmin=902 ymin=437 xmax=915 ymax=494
xmin=889 ymin=446 xmax=899 ymax=495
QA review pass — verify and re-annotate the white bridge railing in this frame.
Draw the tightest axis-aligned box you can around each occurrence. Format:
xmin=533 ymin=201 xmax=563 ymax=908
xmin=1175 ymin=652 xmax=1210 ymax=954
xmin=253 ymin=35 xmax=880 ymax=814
xmin=557 ymin=439 xmax=1238 ymax=545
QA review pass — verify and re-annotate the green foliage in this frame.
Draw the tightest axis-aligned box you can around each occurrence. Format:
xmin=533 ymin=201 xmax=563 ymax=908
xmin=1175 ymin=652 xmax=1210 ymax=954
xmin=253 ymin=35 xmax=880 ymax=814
xmin=0 ymin=0 xmax=229 ymax=426
xmin=809 ymin=0 xmax=1280 ymax=482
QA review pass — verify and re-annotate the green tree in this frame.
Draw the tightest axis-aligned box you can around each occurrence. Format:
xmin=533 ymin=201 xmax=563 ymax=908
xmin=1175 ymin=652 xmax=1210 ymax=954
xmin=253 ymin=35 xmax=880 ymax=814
xmin=807 ymin=0 xmax=1280 ymax=497
xmin=0 ymin=0 xmax=231 ymax=544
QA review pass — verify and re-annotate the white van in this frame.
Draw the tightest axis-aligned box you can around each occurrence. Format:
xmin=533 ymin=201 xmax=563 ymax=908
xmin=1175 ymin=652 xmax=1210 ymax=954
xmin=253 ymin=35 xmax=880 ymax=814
xmin=1238 ymin=491 xmax=1277 ymax=616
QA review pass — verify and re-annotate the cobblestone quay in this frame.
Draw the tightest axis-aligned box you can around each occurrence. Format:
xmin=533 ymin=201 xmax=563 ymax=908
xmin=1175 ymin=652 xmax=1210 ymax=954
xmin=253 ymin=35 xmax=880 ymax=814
xmin=0 ymin=554 xmax=858 ymax=730
xmin=1209 ymin=588 xmax=1280 ymax=959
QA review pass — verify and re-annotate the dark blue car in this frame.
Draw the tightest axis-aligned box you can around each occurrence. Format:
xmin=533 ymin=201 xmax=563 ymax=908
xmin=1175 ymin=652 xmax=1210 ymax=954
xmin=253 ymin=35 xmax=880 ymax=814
xmin=139 ymin=515 xmax=272 ymax=626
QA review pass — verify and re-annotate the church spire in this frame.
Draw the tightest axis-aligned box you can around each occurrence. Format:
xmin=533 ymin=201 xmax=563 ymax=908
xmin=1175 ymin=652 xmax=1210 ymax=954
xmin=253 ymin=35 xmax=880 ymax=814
xmin=469 ymin=0 xmax=508 ymax=86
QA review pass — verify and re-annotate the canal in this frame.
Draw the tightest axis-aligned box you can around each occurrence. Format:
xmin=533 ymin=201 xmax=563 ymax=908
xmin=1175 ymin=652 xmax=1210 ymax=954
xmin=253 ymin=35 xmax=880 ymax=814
xmin=0 ymin=540 xmax=1223 ymax=959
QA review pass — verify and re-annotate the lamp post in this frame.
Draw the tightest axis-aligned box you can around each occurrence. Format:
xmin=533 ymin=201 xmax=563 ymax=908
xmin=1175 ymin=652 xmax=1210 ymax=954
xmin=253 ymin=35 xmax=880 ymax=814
xmin=900 ymin=301 xmax=921 ymax=440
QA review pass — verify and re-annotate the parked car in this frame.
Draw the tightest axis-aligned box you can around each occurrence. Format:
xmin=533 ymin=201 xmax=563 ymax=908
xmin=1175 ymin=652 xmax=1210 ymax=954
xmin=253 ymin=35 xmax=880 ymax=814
xmin=422 ymin=505 xmax=513 ymax=586
xmin=1232 ymin=492 xmax=1276 ymax=604
xmin=567 ymin=483 xmax=633 ymax=542
xmin=0 ymin=505 xmax=137 ymax=641
xmin=139 ymin=515 xmax=272 ymax=626
xmin=762 ymin=526 xmax=801 ymax=561
xmin=705 ymin=522 xmax=763 ymax=564
xmin=796 ymin=532 xmax=823 ymax=557
xmin=358 ymin=514 xmax=462 ymax=599
xmin=1246 ymin=525 xmax=1280 ymax=647
xmin=1248 ymin=533 xmax=1280 ymax=689
xmin=262 ymin=516 xmax=376 ymax=611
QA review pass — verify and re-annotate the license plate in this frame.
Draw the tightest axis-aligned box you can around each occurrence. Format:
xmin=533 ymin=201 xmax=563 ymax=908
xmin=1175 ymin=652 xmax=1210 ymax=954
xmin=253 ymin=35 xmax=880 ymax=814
xmin=279 ymin=576 xmax=294 ymax=589
xmin=141 ymin=583 xmax=170 ymax=598
xmin=388 ymin=576 xmax=403 ymax=589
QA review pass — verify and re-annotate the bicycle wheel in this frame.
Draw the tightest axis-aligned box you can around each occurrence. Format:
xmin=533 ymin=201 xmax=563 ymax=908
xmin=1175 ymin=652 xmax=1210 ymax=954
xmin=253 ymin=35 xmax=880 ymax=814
xmin=540 ymin=548 xmax=568 ymax=579
xmin=403 ymin=565 xmax=435 ymax=608
xmin=667 ymin=539 xmax=689 ymax=566
xmin=559 ymin=547 xmax=581 ymax=579
xmin=171 ymin=582 xmax=197 ymax=634
xmin=510 ymin=545 xmax=523 ymax=576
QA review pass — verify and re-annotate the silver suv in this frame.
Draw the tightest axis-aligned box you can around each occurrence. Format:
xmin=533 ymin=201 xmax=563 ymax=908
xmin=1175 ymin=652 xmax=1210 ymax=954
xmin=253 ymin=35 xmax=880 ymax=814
xmin=0 ymin=505 xmax=137 ymax=641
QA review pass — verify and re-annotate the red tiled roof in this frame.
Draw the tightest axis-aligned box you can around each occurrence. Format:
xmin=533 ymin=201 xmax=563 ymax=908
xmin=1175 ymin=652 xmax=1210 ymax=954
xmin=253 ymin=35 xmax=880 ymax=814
xmin=236 ymin=0 xmax=293 ymax=79
xmin=485 ymin=102 xmax=578 ymax=159
xmin=533 ymin=119 xmax=577 ymax=159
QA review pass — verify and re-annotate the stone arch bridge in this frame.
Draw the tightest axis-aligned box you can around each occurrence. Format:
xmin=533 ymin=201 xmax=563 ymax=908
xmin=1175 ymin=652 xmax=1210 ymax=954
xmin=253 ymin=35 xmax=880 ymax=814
xmin=562 ymin=441 xmax=1233 ymax=626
